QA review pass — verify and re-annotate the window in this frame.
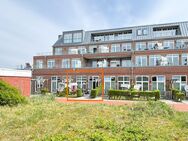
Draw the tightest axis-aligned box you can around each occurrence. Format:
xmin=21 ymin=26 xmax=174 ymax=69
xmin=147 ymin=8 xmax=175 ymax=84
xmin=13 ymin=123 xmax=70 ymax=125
xmin=51 ymin=76 xmax=57 ymax=93
xmin=68 ymin=48 xmax=78 ymax=54
xmin=122 ymin=59 xmax=132 ymax=67
xmin=76 ymin=76 xmax=87 ymax=89
xmin=78 ymin=46 xmax=86 ymax=54
xmin=137 ymin=29 xmax=142 ymax=36
xmin=62 ymin=59 xmax=70 ymax=68
xmin=176 ymin=39 xmax=188 ymax=49
xmin=99 ymin=45 xmax=109 ymax=53
xmin=71 ymin=59 xmax=81 ymax=68
xmin=47 ymin=59 xmax=55 ymax=68
xmin=149 ymin=55 xmax=161 ymax=66
xmin=172 ymin=75 xmax=187 ymax=91
xmin=122 ymin=43 xmax=131 ymax=51
xmin=136 ymin=76 xmax=149 ymax=91
xmin=163 ymin=40 xmax=174 ymax=49
xmin=89 ymin=45 xmax=97 ymax=54
xmin=148 ymin=41 xmax=158 ymax=50
xmin=118 ymin=76 xmax=130 ymax=90
xmin=166 ymin=54 xmax=179 ymax=66
xmin=152 ymin=76 xmax=165 ymax=93
xmin=111 ymin=44 xmax=120 ymax=52
xmin=92 ymin=61 xmax=97 ymax=68
xmin=143 ymin=28 xmax=148 ymax=35
xmin=64 ymin=33 xmax=72 ymax=43
xmin=54 ymin=48 xmax=62 ymax=55
xmin=182 ymin=54 xmax=188 ymax=65
xmin=73 ymin=32 xmax=82 ymax=43
xmin=110 ymin=60 xmax=120 ymax=67
xmin=135 ymin=56 xmax=147 ymax=66
xmin=35 ymin=60 xmax=43 ymax=69
xmin=136 ymin=42 xmax=147 ymax=51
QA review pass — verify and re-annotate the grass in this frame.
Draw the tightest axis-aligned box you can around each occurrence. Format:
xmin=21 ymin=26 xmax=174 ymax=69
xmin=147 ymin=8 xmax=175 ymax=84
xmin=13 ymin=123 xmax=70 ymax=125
xmin=0 ymin=96 xmax=188 ymax=141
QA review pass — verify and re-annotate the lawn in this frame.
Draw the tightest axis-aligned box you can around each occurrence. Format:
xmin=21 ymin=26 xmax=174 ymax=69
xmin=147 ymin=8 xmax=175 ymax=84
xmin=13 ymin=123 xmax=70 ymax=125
xmin=0 ymin=96 xmax=188 ymax=141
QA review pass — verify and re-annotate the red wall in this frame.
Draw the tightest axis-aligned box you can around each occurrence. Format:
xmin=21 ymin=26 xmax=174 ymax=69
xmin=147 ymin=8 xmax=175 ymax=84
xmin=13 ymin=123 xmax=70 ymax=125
xmin=0 ymin=76 xmax=31 ymax=97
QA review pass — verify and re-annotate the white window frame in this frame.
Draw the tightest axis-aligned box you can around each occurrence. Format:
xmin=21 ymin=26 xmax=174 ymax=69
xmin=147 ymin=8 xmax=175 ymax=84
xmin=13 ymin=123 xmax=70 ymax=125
xmin=62 ymin=59 xmax=70 ymax=68
xmin=51 ymin=76 xmax=58 ymax=93
xmin=99 ymin=45 xmax=109 ymax=53
xmin=137 ymin=29 xmax=142 ymax=36
xmin=182 ymin=53 xmax=188 ymax=66
xmin=78 ymin=46 xmax=86 ymax=54
xmin=64 ymin=33 xmax=72 ymax=43
xmin=149 ymin=55 xmax=161 ymax=66
xmin=47 ymin=59 xmax=55 ymax=69
xmin=111 ymin=44 xmax=120 ymax=52
xmin=73 ymin=32 xmax=82 ymax=43
xmin=136 ymin=42 xmax=147 ymax=51
xmin=54 ymin=48 xmax=62 ymax=55
xmin=151 ymin=75 xmax=166 ymax=92
xmin=71 ymin=58 xmax=81 ymax=68
xmin=163 ymin=40 xmax=174 ymax=49
xmin=135 ymin=75 xmax=149 ymax=91
xmin=118 ymin=76 xmax=130 ymax=90
xmin=135 ymin=56 xmax=147 ymax=67
xmin=166 ymin=54 xmax=179 ymax=66
xmin=172 ymin=75 xmax=187 ymax=91
xmin=35 ymin=60 xmax=43 ymax=69
xmin=122 ymin=43 xmax=131 ymax=51
xmin=68 ymin=48 xmax=78 ymax=54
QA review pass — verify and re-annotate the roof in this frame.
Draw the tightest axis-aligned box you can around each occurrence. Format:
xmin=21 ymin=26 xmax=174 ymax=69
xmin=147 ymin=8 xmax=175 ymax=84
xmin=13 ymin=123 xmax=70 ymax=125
xmin=53 ymin=21 xmax=188 ymax=47
xmin=0 ymin=68 xmax=32 ymax=77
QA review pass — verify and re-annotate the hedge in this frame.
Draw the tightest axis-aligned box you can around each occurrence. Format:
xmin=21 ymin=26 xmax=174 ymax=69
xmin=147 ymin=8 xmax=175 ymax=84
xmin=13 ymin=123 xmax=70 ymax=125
xmin=0 ymin=80 xmax=26 ymax=106
xmin=108 ymin=89 xmax=160 ymax=101
xmin=41 ymin=88 xmax=49 ymax=95
xmin=171 ymin=89 xmax=185 ymax=102
xmin=76 ymin=89 xmax=83 ymax=97
xmin=90 ymin=89 xmax=97 ymax=98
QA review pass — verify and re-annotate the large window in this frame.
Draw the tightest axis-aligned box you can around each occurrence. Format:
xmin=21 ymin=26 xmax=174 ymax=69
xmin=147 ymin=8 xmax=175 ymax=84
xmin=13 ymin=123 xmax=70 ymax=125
xmin=64 ymin=33 xmax=72 ymax=43
xmin=68 ymin=48 xmax=78 ymax=54
xmin=104 ymin=76 xmax=116 ymax=93
xmin=54 ymin=48 xmax=62 ymax=55
xmin=78 ymin=46 xmax=86 ymax=54
xmin=99 ymin=45 xmax=109 ymax=53
xmin=76 ymin=76 xmax=87 ymax=89
xmin=89 ymin=45 xmax=97 ymax=54
xmin=172 ymin=75 xmax=187 ymax=91
xmin=151 ymin=76 xmax=165 ymax=93
xmin=166 ymin=54 xmax=179 ymax=66
xmin=182 ymin=54 xmax=188 ymax=65
xmin=176 ymin=39 xmax=188 ymax=49
xmin=71 ymin=59 xmax=81 ymax=68
xmin=51 ymin=76 xmax=57 ymax=93
xmin=122 ymin=43 xmax=131 ymax=51
xmin=62 ymin=59 xmax=70 ymax=68
xmin=163 ymin=40 xmax=174 ymax=49
xmin=136 ymin=76 xmax=149 ymax=91
xmin=149 ymin=55 xmax=161 ymax=66
xmin=135 ymin=56 xmax=147 ymax=67
xmin=35 ymin=60 xmax=43 ymax=69
xmin=47 ymin=59 xmax=55 ymax=69
xmin=148 ymin=41 xmax=158 ymax=50
xmin=122 ymin=59 xmax=132 ymax=67
xmin=110 ymin=60 xmax=120 ymax=67
xmin=111 ymin=44 xmax=120 ymax=52
xmin=73 ymin=32 xmax=82 ymax=43
xmin=136 ymin=42 xmax=147 ymax=51
xmin=118 ymin=76 xmax=130 ymax=90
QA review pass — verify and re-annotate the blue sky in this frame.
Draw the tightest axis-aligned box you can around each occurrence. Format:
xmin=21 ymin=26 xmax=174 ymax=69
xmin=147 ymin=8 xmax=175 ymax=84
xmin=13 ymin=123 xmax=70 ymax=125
xmin=0 ymin=0 xmax=188 ymax=68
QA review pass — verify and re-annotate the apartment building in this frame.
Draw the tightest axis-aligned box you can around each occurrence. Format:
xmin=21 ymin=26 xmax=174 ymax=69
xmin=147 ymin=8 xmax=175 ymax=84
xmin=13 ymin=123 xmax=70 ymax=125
xmin=32 ymin=21 xmax=188 ymax=97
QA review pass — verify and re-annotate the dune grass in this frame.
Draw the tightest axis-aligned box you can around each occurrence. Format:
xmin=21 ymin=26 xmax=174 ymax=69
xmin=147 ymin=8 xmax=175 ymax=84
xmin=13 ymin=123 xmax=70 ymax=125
xmin=0 ymin=96 xmax=188 ymax=141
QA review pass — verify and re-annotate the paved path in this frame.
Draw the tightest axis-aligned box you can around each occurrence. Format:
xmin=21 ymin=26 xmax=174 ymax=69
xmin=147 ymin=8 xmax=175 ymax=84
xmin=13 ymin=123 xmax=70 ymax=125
xmin=56 ymin=98 xmax=188 ymax=112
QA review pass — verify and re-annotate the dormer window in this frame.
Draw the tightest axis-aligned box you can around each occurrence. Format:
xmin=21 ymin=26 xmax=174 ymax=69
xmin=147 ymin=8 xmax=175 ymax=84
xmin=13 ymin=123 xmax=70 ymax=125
xmin=73 ymin=32 xmax=82 ymax=43
xmin=64 ymin=33 xmax=72 ymax=43
xmin=137 ymin=29 xmax=142 ymax=36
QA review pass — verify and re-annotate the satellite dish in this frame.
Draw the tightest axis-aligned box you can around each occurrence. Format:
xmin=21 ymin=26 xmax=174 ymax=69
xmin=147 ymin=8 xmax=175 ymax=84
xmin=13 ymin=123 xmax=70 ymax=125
xmin=184 ymin=85 xmax=188 ymax=92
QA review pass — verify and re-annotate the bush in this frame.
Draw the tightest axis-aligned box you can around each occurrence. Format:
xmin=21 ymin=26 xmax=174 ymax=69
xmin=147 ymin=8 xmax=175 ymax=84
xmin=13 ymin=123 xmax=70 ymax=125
xmin=172 ymin=89 xmax=180 ymax=100
xmin=0 ymin=80 xmax=26 ymax=106
xmin=40 ymin=88 xmax=49 ymax=95
xmin=175 ymin=92 xmax=185 ymax=102
xmin=90 ymin=89 xmax=97 ymax=98
xmin=108 ymin=89 xmax=131 ymax=99
xmin=56 ymin=87 xmax=69 ymax=97
xmin=76 ymin=88 xmax=83 ymax=97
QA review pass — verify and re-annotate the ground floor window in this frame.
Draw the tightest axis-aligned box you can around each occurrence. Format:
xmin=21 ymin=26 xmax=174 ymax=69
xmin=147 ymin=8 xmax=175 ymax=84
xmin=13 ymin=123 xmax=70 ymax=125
xmin=151 ymin=76 xmax=165 ymax=93
xmin=51 ymin=76 xmax=57 ymax=93
xmin=136 ymin=76 xmax=149 ymax=91
xmin=172 ymin=75 xmax=187 ymax=91
xmin=104 ymin=76 xmax=116 ymax=93
xmin=76 ymin=76 xmax=87 ymax=89
xmin=118 ymin=76 xmax=130 ymax=90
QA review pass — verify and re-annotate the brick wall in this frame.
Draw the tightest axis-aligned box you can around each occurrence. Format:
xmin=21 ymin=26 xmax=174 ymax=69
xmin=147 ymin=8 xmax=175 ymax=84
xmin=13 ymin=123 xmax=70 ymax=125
xmin=0 ymin=76 xmax=31 ymax=97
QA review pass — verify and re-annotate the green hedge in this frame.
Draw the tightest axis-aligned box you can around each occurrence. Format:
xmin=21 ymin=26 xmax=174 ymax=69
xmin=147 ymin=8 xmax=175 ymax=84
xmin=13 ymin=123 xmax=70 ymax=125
xmin=108 ymin=89 xmax=160 ymax=101
xmin=77 ymin=89 xmax=83 ymax=97
xmin=171 ymin=89 xmax=185 ymax=102
xmin=41 ymin=88 xmax=49 ymax=95
xmin=90 ymin=89 xmax=97 ymax=98
xmin=0 ymin=80 xmax=26 ymax=106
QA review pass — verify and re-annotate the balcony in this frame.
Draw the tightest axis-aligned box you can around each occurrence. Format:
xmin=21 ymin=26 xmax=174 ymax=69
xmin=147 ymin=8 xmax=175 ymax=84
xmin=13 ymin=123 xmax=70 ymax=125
xmin=153 ymin=30 xmax=176 ymax=37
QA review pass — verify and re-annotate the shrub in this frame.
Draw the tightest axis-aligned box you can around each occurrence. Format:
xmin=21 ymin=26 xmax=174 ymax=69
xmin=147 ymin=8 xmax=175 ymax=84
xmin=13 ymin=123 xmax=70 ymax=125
xmin=171 ymin=89 xmax=180 ymax=100
xmin=175 ymin=92 xmax=185 ymax=102
xmin=90 ymin=89 xmax=97 ymax=98
xmin=56 ymin=87 xmax=69 ymax=97
xmin=76 ymin=88 xmax=83 ymax=97
xmin=154 ymin=90 xmax=160 ymax=101
xmin=108 ymin=89 xmax=130 ymax=99
xmin=0 ymin=80 xmax=26 ymax=106
xmin=40 ymin=88 xmax=49 ymax=95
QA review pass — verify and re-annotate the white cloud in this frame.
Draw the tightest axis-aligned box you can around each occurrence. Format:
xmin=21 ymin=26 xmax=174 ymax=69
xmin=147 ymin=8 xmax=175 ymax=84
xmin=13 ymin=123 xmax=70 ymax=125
xmin=0 ymin=0 xmax=61 ymax=68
